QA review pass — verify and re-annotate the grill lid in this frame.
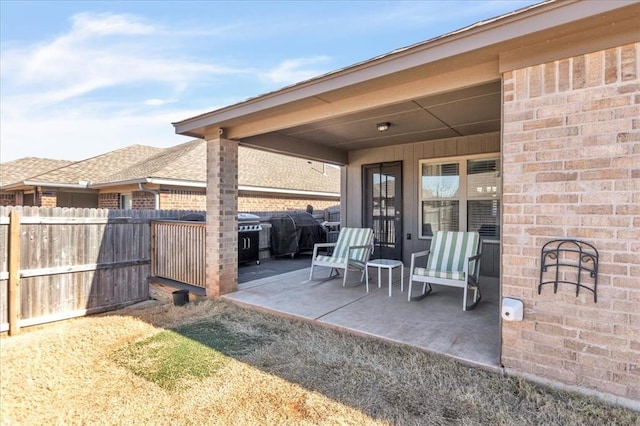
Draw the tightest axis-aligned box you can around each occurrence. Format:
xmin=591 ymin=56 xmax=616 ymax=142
xmin=238 ymin=213 xmax=262 ymax=231
xmin=238 ymin=213 xmax=260 ymax=224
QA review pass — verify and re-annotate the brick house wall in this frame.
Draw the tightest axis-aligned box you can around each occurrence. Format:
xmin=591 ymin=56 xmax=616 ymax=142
xmin=131 ymin=191 xmax=156 ymax=210
xmin=95 ymin=189 xmax=337 ymax=211
xmin=39 ymin=191 xmax=57 ymax=207
xmin=98 ymin=193 xmax=120 ymax=209
xmin=160 ymin=189 xmax=206 ymax=210
xmin=238 ymin=194 xmax=339 ymax=212
xmin=501 ymin=43 xmax=639 ymax=402
xmin=0 ymin=193 xmax=15 ymax=206
xmin=158 ymin=189 xmax=338 ymax=212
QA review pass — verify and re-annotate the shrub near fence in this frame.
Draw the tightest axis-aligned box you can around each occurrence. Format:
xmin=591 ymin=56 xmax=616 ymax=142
xmin=0 ymin=207 xmax=197 ymax=334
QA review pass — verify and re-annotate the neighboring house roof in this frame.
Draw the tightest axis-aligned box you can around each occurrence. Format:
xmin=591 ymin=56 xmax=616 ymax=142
xmin=86 ymin=139 xmax=340 ymax=194
xmin=1 ymin=140 xmax=340 ymax=195
xmin=3 ymin=145 xmax=164 ymax=190
xmin=0 ymin=157 xmax=73 ymax=187
xmin=94 ymin=139 xmax=206 ymax=185
xmin=239 ymin=145 xmax=340 ymax=194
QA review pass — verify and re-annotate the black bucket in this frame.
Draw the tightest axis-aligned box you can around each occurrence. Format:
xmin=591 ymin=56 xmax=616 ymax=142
xmin=172 ymin=290 xmax=189 ymax=306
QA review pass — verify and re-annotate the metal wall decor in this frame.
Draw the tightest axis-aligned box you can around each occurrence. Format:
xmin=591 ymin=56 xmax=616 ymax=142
xmin=539 ymin=239 xmax=599 ymax=302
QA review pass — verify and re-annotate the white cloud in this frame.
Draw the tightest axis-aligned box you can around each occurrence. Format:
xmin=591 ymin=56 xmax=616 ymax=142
xmin=0 ymin=11 xmax=254 ymax=161
xmin=69 ymin=12 xmax=156 ymax=38
xmin=2 ymin=13 xmax=239 ymax=104
xmin=144 ymin=98 xmax=174 ymax=106
xmin=0 ymin=105 xmax=211 ymax=161
xmin=259 ymin=56 xmax=332 ymax=85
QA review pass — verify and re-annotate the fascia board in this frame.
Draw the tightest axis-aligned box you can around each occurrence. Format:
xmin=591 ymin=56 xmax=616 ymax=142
xmin=238 ymin=185 xmax=339 ymax=197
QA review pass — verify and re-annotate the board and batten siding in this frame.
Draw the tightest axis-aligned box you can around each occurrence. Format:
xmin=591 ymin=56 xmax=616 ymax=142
xmin=344 ymin=131 xmax=501 ymax=273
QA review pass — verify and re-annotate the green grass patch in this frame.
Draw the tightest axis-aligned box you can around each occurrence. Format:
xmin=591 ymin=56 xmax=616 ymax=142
xmin=112 ymin=320 xmax=273 ymax=390
xmin=174 ymin=320 xmax=272 ymax=357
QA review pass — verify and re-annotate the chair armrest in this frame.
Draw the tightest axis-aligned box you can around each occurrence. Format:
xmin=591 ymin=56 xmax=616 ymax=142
xmin=312 ymin=242 xmax=337 ymax=258
xmin=346 ymin=244 xmax=373 ymax=265
xmin=467 ymin=253 xmax=482 ymax=262
xmin=314 ymin=242 xmax=337 ymax=248
xmin=465 ymin=253 xmax=482 ymax=279
xmin=411 ymin=249 xmax=431 ymax=261
xmin=347 ymin=244 xmax=370 ymax=251
xmin=346 ymin=244 xmax=371 ymax=257
xmin=410 ymin=250 xmax=431 ymax=272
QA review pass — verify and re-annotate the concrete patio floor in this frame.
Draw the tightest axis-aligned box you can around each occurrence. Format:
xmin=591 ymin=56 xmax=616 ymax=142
xmin=227 ymin=256 xmax=502 ymax=371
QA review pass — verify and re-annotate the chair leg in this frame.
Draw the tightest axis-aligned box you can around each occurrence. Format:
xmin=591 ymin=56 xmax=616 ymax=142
xmin=408 ymin=280 xmax=432 ymax=301
xmin=366 ymin=267 xmax=370 ymax=293
xmin=463 ymin=282 xmax=482 ymax=311
xmin=343 ymin=268 xmax=348 ymax=286
xmin=309 ymin=265 xmax=314 ymax=281
xmin=463 ymin=285 xmax=468 ymax=311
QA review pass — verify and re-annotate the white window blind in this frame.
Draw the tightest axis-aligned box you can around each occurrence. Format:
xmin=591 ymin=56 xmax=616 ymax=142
xmin=419 ymin=155 xmax=500 ymax=240
xmin=467 ymin=158 xmax=500 ymax=239
xmin=420 ymin=162 xmax=460 ymax=236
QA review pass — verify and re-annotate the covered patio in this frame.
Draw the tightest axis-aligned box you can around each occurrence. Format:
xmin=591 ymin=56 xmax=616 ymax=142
xmin=229 ymin=258 xmax=500 ymax=370
xmin=173 ymin=1 xmax=639 ymax=407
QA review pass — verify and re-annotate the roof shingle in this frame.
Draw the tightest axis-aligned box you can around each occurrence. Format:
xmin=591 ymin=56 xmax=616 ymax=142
xmin=0 ymin=157 xmax=74 ymax=187
xmin=1 ymin=140 xmax=340 ymax=194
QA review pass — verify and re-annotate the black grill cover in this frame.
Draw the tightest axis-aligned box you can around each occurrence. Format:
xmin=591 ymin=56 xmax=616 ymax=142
xmin=289 ymin=212 xmax=325 ymax=252
xmin=269 ymin=212 xmax=326 ymax=257
xmin=269 ymin=216 xmax=298 ymax=256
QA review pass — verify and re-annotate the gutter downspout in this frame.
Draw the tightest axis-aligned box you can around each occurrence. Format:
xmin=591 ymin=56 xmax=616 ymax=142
xmin=138 ymin=183 xmax=160 ymax=210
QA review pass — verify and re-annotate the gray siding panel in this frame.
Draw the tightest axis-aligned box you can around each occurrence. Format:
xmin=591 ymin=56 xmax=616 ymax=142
xmin=347 ymin=131 xmax=500 ymax=269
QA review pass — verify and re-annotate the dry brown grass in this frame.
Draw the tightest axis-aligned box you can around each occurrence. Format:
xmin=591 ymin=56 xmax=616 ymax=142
xmin=1 ymin=298 xmax=638 ymax=426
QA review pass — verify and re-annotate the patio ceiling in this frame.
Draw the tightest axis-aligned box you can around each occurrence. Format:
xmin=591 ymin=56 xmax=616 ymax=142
xmin=244 ymin=80 xmax=501 ymax=155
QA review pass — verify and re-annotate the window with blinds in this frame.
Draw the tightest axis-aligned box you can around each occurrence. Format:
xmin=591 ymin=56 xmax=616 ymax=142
xmin=467 ymin=158 xmax=500 ymax=239
xmin=419 ymin=155 xmax=500 ymax=240
xmin=420 ymin=162 xmax=460 ymax=236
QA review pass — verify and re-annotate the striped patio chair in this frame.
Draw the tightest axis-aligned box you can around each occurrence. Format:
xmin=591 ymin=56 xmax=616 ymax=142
xmin=309 ymin=227 xmax=374 ymax=286
xmin=407 ymin=231 xmax=482 ymax=311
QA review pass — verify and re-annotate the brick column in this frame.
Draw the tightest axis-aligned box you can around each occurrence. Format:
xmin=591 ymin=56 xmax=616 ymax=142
xmin=205 ymin=133 xmax=238 ymax=296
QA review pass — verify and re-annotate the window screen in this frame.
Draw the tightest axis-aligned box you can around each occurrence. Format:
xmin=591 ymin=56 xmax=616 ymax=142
xmin=420 ymin=162 xmax=460 ymax=236
xmin=467 ymin=158 xmax=500 ymax=239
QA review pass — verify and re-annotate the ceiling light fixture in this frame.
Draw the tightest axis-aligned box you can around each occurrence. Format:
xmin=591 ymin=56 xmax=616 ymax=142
xmin=377 ymin=122 xmax=391 ymax=132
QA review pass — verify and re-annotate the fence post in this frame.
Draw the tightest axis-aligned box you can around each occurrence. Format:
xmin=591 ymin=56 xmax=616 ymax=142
xmin=150 ymin=221 xmax=156 ymax=278
xmin=8 ymin=210 xmax=21 ymax=336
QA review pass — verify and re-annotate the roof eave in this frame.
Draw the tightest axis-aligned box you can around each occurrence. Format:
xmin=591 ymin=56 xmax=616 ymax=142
xmin=89 ymin=178 xmax=148 ymax=189
xmin=238 ymin=185 xmax=339 ymax=198
xmin=3 ymin=181 xmax=91 ymax=190
xmin=90 ymin=178 xmax=206 ymax=189
xmin=147 ymin=178 xmax=206 ymax=188
xmin=172 ymin=0 xmax=632 ymax=137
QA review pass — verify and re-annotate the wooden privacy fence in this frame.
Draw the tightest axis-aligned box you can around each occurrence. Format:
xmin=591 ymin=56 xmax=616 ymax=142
xmin=0 ymin=206 xmax=200 ymax=335
xmin=151 ymin=220 xmax=206 ymax=290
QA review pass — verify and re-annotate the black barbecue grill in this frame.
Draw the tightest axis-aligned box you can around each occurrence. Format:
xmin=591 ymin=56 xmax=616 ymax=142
xmin=238 ymin=213 xmax=262 ymax=264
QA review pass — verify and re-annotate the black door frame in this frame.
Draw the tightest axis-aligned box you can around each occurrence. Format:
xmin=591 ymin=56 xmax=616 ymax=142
xmin=362 ymin=161 xmax=403 ymax=261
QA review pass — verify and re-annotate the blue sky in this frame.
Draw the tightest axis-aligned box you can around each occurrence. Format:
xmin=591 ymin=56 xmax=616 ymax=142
xmin=1 ymin=0 xmax=541 ymax=162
